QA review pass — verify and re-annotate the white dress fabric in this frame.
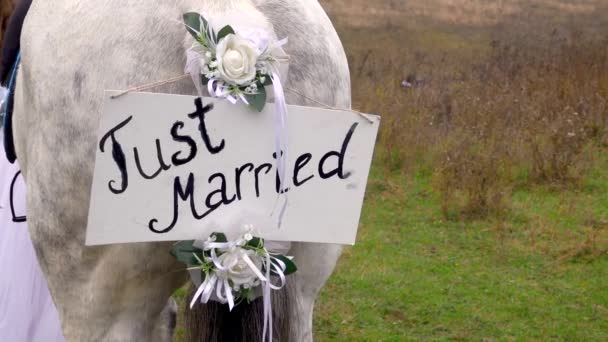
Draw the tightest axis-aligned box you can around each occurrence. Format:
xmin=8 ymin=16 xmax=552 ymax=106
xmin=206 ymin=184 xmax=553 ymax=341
xmin=0 ymin=137 xmax=64 ymax=341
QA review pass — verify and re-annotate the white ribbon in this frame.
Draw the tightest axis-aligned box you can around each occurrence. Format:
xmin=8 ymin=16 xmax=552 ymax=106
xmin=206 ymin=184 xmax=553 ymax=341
xmin=184 ymin=23 xmax=292 ymax=341
xmin=268 ymin=63 xmax=289 ymax=228
xmin=189 ymin=273 xmax=217 ymax=308
xmin=262 ymin=252 xmax=272 ymax=342
xmin=188 ymin=235 xmax=289 ymax=342
xmin=185 ymin=33 xmax=291 ymax=228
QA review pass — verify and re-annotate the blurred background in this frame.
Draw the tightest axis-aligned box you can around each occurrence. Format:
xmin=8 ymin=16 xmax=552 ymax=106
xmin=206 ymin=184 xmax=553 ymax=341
xmin=3 ymin=0 xmax=605 ymax=340
xmin=312 ymin=0 xmax=608 ymax=340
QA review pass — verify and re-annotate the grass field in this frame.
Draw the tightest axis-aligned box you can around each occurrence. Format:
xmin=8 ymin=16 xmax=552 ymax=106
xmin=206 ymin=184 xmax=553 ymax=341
xmin=313 ymin=157 xmax=608 ymax=341
xmin=176 ymin=1 xmax=608 ymax=340
xmin=313 ymin=0 xmax=608 ymax=340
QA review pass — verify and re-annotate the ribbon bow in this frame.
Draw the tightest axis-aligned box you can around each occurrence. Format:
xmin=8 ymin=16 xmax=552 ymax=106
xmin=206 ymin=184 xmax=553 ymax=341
xmin=188 ymin=233 xmax=291 ymax=342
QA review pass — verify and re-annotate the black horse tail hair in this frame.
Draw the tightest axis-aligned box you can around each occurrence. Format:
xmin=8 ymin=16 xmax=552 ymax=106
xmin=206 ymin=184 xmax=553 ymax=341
xmin=183 ymin=280 xmax=295 ymax=342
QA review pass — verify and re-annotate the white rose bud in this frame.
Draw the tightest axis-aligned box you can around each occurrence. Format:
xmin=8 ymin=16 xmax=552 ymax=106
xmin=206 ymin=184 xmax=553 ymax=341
xmin=216 ymin=248 xmax=263 ymax=287
xmin=216 ymin=34 xmax=259 ymax=85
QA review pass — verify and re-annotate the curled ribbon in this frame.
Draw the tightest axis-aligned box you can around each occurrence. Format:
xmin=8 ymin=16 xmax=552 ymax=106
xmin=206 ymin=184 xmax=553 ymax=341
xmin=184 ymin=23 xmax=292 ymax=342
xmin=268 ymin=63 xmax=289 ymax=228
xmin=189 ymin=236 xmax=289 ymax=342
xmin=185 ymin=35 xmax=290 ymax=229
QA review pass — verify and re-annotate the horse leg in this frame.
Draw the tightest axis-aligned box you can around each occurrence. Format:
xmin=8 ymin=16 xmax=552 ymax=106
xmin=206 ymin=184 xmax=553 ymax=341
xmin=156 ymin=298 xmax=178 ymax=341
xmin=12 ymin=1 xmax=194 ymax=339
xmin=289 ymin=243 xmax=343 ymax=341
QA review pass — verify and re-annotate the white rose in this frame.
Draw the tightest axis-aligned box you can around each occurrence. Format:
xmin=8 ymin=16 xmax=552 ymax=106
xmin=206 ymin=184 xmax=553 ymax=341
xmin=217 ymin=248 xmax=263 ymax=286
xmin=215 ymin=34 xmax=259 ymax=85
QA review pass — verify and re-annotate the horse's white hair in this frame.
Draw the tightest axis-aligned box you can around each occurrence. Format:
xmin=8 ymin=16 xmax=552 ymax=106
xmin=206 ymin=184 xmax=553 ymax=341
xmin=13 ymin=0 xmax=350 ymax=340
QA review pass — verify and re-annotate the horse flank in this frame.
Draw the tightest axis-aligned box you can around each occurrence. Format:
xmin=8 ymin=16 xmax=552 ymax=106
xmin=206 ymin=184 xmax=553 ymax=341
xmin=14 ymin=0 xmax=349 ymax=340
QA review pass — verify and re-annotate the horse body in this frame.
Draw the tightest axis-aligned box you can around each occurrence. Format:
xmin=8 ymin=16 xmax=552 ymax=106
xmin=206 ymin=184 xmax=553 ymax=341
xmin=13 ymin=0 xmax=350 ymax=340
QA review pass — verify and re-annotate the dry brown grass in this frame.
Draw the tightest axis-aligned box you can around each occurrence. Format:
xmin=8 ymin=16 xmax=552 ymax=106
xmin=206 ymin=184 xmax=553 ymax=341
xmin=321 ymin=0 xmax=608 ymax=218
xmin=323 ymin=0 xmax=606 ymax=27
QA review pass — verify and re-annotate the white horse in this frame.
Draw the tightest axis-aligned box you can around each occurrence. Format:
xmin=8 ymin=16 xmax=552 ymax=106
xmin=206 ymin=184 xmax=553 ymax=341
xmin=13 ymin=0 xmax=350 ymax=341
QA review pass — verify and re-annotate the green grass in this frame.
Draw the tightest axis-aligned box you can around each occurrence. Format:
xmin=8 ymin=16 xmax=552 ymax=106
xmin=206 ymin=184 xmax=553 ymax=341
xmin=172 ymin=158 xmax=608 ymax=341
xmin=313 ymin=161 xmax=608 ymax=341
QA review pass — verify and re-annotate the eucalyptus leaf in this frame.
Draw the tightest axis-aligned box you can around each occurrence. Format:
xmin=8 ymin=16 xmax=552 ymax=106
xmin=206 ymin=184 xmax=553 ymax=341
xmin=216 ymin=25 xmax=235 ymax=42
xmin=245 ymin=87 xmax=267 ymax=112
xmin=201 ymin=76 xmax=210 ymax=89
xmin=272 ymin=255 xmax=297 ymax=275
xmin=245 ymin=237 xmax=263 ymax=249
xmin=212 ymin=232 xmax=228 ymax=243
xmin=170 ymin=240 xmax=203 ymax=266
xmin=170 ymin=240 xmax=198 ymax=254
xmin=261 ymin=76 xmax=273 ymax=87
xmin=183 ymin=12 xmax=205 ymax=40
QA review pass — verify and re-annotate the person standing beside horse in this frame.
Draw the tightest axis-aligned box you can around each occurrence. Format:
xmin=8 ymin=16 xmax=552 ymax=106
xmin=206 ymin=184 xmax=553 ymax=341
xmin=0 ymin=1 xmax=64 ymax=341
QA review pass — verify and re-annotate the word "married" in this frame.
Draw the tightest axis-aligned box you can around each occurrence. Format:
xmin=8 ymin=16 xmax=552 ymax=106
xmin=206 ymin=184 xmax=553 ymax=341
xmin=98 ymin=98 xmax=359 ymax=234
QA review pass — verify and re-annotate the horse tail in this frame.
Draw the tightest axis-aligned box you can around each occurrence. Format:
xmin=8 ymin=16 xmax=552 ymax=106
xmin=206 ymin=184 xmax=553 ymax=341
xmin=183 ymin=280 xmax=295 ymax=342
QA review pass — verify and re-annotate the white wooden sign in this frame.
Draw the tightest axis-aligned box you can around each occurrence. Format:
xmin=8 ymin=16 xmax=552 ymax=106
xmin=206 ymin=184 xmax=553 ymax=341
xmin=85 ymin=91 xmax=380 ymax=245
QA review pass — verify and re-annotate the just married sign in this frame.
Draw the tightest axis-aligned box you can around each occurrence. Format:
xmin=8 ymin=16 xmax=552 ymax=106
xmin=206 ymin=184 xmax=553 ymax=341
xmin=85 ymin=91 xmax=380 ymax=246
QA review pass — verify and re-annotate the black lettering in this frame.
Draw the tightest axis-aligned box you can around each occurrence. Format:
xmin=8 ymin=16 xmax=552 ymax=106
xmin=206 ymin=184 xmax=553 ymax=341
xmin=235 ymin=163 xmax=254 ymax=200
xmin=319 ymin=122 xmax=358 ymax=179
xmin=149 ymin=173 xmax=205 ymax=233
xmin=187 ymin=98 xmax=225 ymax=154
xmin=99 ymin=116 xmax=133 ymax=194
xmin=254 ymin=163 xmax=272 ymax=197
xmin=170 ymin=121 xmax=198 ymax=166
xmin=273 ymin=151 xmax=290 ymax=194
xmin=133 ymin=139 xmax=171 ymax=180
xmin=206 ymin=173 xmax=236 ymax=208
xmin=293 ymin=153 xmax=314 ymax=186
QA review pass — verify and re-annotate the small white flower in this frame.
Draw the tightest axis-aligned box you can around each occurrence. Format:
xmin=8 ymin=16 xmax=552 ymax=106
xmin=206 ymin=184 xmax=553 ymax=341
xmin=205 ymin=51 xmax=212 ymax=58
xmin=244 ymin=233 xmax=253 ymax=241
xmin=198 ymin=58 xmax=209 ymax=70
xmin=216 ymin=34 xmax=259 ymax=85
xmin=260 ymin=76 xmax=266 ymax=83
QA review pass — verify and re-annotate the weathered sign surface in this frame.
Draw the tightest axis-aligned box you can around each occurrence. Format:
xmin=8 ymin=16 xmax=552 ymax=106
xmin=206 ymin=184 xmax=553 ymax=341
xmin=86 ymin=91 xmax=380 ymax=245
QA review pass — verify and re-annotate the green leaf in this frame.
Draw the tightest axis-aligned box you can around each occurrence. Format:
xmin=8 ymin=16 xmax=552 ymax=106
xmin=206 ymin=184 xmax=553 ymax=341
xmin=201 ymin=76 xmax=210 ymax=89
xmin=245 ymin=87 xmax=267 ymax=112
xmin=170 ymin=240 xmax=203 ymax=266
xmin=272 ymin=255 xmax=297 ymax=276
xmin=216 ymin=25 xmax=235 ymax=42
xmin=245 ymin=237 xmax=263 ymax=249
xmin=211 ymin=232 xmax=228 ymax=243
xmin=261 ymin=76 xmax=273 ymax=87
xmin=183 ymin=12 xmax=206 ymax=40
xmin=170 ymin=240 xmax=197 ymax=254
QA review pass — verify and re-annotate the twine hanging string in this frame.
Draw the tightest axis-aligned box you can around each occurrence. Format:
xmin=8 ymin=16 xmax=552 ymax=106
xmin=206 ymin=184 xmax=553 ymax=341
xmin=286 ymin=88 xmax=375 ymax=123
xmin=109 ymin=74 xmax=376 ymax=123
xmin=109 ymin=74 xmax=191 ymax=99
